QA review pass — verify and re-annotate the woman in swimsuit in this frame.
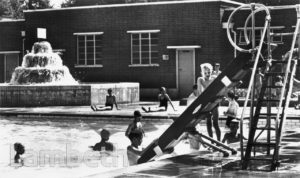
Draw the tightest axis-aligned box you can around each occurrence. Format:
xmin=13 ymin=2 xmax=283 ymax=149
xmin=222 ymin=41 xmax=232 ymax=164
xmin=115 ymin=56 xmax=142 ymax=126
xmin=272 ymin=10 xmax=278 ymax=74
xmin=142 ymin=87 xmax=176 ymax=112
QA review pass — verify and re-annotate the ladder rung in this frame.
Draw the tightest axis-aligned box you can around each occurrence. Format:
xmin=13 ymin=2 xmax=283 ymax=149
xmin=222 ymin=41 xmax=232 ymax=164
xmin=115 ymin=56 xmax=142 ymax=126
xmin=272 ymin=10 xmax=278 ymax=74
xmin=259 ymin=113 xmax=281 ymax=118
xmin=259 ymin=113 xmax=277 ymax=116
xmin=271 ymin=60 xmax=288 ymax=64
xmin=252 ymin=142 xmax=277 ymax=147
xmin=265 ymin=85 xmax=283 ymax=88
xmin=248 ymin=157 xmax=274 ymax=161
xmin=255 ymin=127 xmax=276 ymax=131
xmin=261 ymin=99 xmax=283 ymax=102
xmin=265 ymin=72 xmax=285 ymax=76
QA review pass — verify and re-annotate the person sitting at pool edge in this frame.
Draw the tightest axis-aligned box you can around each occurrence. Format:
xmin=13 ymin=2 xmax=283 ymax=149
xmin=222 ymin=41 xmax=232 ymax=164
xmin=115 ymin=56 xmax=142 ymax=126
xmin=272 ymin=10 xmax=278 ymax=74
xmin=91 ymin=88 xmax=120 ymax=111
xmin=141 ymin=87 xmax=176 ymax=112
xmin=90 ymin=129 xmax=114 ymax=151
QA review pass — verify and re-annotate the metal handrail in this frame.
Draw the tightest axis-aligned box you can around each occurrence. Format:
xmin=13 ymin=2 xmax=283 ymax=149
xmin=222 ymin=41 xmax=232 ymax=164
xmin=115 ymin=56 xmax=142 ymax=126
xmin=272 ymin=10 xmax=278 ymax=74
xmin=243 ymin=5 xmax=271 ymax=45
xmin=226 ymin=4 xmax=253 ymax=53
xmin=226 ymin=3 xmax=270 ymax=53
xmin=239 ymin=19 xmax=270 ymax=160
xmin=274 ymin=9 xmax=300 ymax=162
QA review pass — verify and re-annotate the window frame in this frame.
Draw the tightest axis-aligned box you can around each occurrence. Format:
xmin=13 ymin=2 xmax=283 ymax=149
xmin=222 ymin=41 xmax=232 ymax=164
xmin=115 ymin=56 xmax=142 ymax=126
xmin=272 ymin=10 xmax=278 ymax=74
xmin=127 ymin=30 xmax=160 ymax=67
xmin=73 ymin=32 xmax=104 ymax=68
xmin=237 ymin=26 xmax=284 ymax=45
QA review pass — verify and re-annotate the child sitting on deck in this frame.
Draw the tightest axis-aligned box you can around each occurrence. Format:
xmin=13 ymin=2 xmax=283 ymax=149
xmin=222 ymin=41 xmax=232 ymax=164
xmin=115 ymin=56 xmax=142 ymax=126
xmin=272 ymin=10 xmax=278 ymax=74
xmin=127 ymin=131 xmax=144 ymax=166
xmin=91 ymin=88 xmax=120 ymax=111
xmin=141 ymin=87 xmax=176 ymax=112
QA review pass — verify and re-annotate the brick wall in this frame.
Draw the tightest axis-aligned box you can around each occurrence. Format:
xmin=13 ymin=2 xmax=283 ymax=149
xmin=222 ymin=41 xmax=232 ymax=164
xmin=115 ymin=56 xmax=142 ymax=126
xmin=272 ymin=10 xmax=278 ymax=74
xmin=0 ymin=21 xmax=25 ymax=82
xmin=1 ymin=2 xmax=298 ymax=99
xmin=23 ymin=1 xmax=231 ymax=92
xmin=0 ymin=55 xmax=4 ymax=83
xmin=0 ymin=21 xmax=25 ymax=52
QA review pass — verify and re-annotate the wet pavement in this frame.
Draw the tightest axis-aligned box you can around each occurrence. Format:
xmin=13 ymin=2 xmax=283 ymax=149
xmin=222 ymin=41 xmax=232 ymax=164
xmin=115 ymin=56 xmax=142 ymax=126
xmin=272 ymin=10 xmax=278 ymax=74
xmin=0 ymin=101 xmax=300 ymax=120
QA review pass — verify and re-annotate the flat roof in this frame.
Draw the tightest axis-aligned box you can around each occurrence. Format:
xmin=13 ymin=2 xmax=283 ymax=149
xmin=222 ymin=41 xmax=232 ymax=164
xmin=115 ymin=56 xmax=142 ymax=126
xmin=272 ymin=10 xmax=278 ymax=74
xmin=0 ymin=51 xmax=21 ymax=54
xmin=167 ymin=45 xmax=201 ymax=49
xmin=225 ymin=4 xmax=300 ymax=11
xmin=24 ymin=0 xmax=244 ymax=13
xmin=0 ymin=19 xmax=25 ymax=23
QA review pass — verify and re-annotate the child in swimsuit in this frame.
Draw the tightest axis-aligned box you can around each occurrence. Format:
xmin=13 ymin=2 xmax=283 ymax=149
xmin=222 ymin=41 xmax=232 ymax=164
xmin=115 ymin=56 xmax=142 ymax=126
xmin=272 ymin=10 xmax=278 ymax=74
xmin=224 ymin=90 xmax=239 ymax=128
xmin=14 ymin=142 xmax=25 ymax=165
xmin=127 ymin=131 xmax=144 ymax=166
xmin=90 ymin=129 xmax=114 ymax=151
xmin=142 ymin=87 xmax=176 ymax=112
xmin=125 ymin=110 xmax=145 ymax=138
xmin=197 ymin=63 xmax=221 ymax=141
xmin=91 ymin=88 xmax=120 ymax=111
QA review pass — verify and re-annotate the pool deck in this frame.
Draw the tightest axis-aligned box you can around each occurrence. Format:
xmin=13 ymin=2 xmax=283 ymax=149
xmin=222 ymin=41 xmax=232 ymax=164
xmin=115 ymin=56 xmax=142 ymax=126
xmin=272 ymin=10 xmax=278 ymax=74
xmin=0 ymin=101 xmax=299 ymax=121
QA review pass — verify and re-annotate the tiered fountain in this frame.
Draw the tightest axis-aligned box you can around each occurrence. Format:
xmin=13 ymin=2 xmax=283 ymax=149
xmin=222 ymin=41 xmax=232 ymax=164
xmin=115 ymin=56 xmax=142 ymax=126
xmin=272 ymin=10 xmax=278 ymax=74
xmin=10 ymin=41 xmax=77 ymax=85
xmin=0 ymin=42 xmax=139 ymax=107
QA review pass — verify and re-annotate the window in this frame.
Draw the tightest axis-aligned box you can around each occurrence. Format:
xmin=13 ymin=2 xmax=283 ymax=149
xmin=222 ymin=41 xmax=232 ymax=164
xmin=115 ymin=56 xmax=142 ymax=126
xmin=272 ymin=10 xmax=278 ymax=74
xmin=127 ymin=30 xmax=160 ymax=67
xmin=74 ymin=32 xmax=103 ymax=67
xmin=271 ymin=29 xmax=283 ymax=44
xmin=238 ymin=29 xmax=263 ymax=45
xmin=238 ymin=27 xmax=283 ymax=45
xmin=238 ymin=30 xmax=251 ymax=45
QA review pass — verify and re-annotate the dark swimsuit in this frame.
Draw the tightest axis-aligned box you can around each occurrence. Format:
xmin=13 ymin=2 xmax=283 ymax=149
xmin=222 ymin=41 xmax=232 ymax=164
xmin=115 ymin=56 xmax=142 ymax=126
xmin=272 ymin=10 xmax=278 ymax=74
xmin=105 ymin=103 xmax=113 ymax=109
xmin=159 ymin=96 xmax=168 ymax=110
xmin=105 ymin=95 xmax=115 ymax=110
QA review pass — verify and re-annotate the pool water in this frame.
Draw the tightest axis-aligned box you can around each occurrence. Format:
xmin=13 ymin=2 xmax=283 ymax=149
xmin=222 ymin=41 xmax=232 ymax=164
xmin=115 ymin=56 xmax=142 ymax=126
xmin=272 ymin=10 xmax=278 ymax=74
xmin=0 ymin=116 xmax=197 ymax=178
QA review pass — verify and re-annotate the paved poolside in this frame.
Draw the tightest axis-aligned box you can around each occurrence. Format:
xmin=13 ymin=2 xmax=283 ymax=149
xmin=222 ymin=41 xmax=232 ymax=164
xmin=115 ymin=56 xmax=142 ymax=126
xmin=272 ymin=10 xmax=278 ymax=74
xmin=0 ymin=101 xmax=300 ymax=120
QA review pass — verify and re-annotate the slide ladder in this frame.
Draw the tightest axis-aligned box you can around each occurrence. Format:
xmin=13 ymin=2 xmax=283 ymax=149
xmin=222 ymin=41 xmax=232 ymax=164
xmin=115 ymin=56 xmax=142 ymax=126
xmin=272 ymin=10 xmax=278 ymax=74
xmin=242 ymin=16 xmax=300 ymax=171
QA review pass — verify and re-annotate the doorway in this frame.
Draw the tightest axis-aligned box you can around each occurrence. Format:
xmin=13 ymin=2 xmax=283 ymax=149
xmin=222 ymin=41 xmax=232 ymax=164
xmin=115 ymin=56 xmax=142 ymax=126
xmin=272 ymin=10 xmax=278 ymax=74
xmin=177 ymin=49 xmax=195 ymax=98
xmin=4 ymin=53 xmax=19 ymax=82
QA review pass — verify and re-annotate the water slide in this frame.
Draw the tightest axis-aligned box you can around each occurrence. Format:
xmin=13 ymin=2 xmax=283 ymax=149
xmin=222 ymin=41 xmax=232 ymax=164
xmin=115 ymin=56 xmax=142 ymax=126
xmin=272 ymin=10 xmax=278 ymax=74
xmin=138 ymin=51 xmax=253 ymax=164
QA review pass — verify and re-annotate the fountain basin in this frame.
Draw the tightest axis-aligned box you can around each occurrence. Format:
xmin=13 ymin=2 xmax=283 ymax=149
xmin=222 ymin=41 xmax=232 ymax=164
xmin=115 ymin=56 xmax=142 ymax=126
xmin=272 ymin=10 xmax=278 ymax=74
xmin=0 ymin=82 xmax=139 ymax=107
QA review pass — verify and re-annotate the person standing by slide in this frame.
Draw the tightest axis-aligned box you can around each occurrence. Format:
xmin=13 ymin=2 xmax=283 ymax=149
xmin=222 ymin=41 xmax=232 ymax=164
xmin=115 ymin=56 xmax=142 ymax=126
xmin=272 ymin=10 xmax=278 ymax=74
xmin=197 ymin=63 xmax=221 ymax=141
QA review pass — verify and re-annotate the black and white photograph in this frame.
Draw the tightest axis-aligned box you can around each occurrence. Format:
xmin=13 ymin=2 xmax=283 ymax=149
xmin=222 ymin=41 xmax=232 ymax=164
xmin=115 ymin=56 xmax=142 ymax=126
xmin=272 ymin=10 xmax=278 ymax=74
xmin=0 ymin=0 xmax=300 ymax=177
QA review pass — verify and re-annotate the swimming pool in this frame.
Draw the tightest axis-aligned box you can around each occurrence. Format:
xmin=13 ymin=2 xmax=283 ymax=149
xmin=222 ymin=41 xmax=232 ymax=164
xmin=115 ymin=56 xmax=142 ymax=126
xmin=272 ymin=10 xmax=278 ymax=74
xmin=0 ymin=116 xmax=177 ymax=178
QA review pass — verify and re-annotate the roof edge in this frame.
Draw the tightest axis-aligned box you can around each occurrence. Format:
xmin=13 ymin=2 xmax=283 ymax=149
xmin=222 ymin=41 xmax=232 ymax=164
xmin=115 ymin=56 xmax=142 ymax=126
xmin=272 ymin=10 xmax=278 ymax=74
xmin=24 ymin=0 xmax=242 ymax=13
xmin=0 ymin=19 xmax=25 ymax=23
xmin=221 ymin=0 xmax=244 ymax=6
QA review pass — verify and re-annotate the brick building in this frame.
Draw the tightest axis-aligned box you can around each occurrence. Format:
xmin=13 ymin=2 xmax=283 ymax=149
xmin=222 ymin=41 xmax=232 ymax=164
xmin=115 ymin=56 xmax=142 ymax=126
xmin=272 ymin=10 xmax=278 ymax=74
xmin=0 ymin=0 xmax=298 ymax=99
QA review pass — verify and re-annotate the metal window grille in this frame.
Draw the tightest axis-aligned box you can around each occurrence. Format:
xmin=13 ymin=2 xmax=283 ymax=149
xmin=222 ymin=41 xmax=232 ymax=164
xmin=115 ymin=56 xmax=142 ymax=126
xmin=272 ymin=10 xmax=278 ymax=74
xmin=131 ymin=32 xmax=158 ymax=65
xmin=77 ymin=34 xmax=103 ymax=65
